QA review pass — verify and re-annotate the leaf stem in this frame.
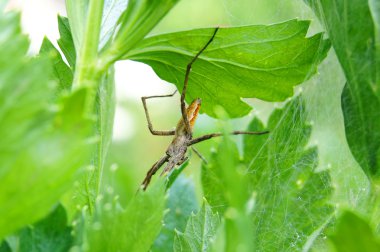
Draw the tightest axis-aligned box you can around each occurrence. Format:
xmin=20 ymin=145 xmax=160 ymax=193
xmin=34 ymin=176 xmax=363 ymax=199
xmin=72 ymin=0 xmax=105 ymax=113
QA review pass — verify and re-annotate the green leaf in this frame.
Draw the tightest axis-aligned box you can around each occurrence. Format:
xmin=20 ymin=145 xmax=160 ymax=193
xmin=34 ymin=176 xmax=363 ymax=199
xmin=57 ymin=15 xmax=76 ymax=69
xmin=19 ymin=204 xmax=72 ymax=252
xmin=125 ymin=20 xmax=330 ymax=118
xmin=102 ymin=0 xmax=181 ymax=62
xmin=64 ymin=1 xmax=116 ymax=213
xmin=86 ymin=180 xmax=166 ymax=252
xmin=65 ymin=0 xmax=88 ymax=53
xmin=304 ymin=0 xmax=380 ymax=178
xmin=166 ymin=158 xmax=190 ymax=189
xmin=66 ymin=68 xmax=116 ymax=215
xmin=202 ymin=134 xmax=248 ymax=214
xmin=329 ymin=211 xmax=380 ymax=252
xmin=246 ymin=97 xmax=333 ymax=250
xmin=99 ymin=0 xmax=128 ymax=49
xmin=201 ymin=119 xmax=256 ymax=251
xmin=174 ymin=201 xmax=220 ymax=252
xmin=0 ymin=241 xmax=11 ymax=252
xmin=153 ymin=175 xmax=198 ymax=252
xmin=0 ymin=9 xmax=91 ymax=239
xmin=40 ymin=37 xmax=73 ymax=91
xmin=202 ymin=97 xmax=333 ymax=250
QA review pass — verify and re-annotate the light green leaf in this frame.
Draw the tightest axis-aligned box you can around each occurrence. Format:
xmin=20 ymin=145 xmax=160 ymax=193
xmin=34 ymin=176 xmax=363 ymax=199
xmin=329 ymin=211 xmax=380 ymax=252
xmin=174 ymin=201 xmax=220 ymax=252
xmin=96 ymin=67 xmax=116 ymax=188
xmin=99 ymin=0 xmax=128 ymax=49
xmin=19 ymin=204 xmax=72 ymax=252
xmin=66 ymin=68 xmax=116 ymax=214
xmin=125 ymin=20 xmax=330 ymax=118
xmin=39 ymin=37 xmax=73 ymax=91
xmin=304 ymin=0 xmax=380 ymax=178
xmin=201 ymin=134 xmax=248 ymax=214
xmin=0 ymin=9 xmax=91 ymax=239
xmin=65 ymin=0 xmax=88 ymax=53
xmin=57 ymin=15 xmax=76 ymax=69
xmin=102 ymin=0 xmax=181 ymax=62
xmin=201 ymin=120 xmax=256 ymax=251
xmin=86 ymin=180 xmax=166 ymax=252
xmin=55 ymin=12 xmax=116 ymax=214
xmin=153 ymin=175 xmax=198 ymax=252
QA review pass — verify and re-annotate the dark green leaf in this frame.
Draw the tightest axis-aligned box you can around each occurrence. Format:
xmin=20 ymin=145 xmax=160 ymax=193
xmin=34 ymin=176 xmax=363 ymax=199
xmin=174 ymin=201 xmax=220 ymax=252
xmin=125 ymin=20 xmax=330 ymax=118
xmin=304 ymin=0 xmax=380 ymax=178
xmin=329 ymin=211 xmax=380 ymax=252
xmin=153 ymin=175 xmax=198 ymax=252
xmin=0 ymin=240 xmax=11 ymax=252
xmin=19 ymin=204 xmax=72 ymax=252
xmin=57 ymin=15 xmax=76 ymax=69
xmin=40 ymin=37 xmax=73 ymax=91
xmin=166 ymin=158 xmax=190 ymax=189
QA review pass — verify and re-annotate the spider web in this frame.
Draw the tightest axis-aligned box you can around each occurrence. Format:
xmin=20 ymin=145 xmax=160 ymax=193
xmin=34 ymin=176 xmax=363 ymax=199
xmin=221 ymin=0 xmax=369 ymax=216
xmin=197 ymin=0 xmax=370 ymax=250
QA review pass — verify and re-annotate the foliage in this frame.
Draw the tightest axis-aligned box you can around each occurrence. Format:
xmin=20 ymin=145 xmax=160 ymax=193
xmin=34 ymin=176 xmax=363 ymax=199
xmin=126 ymin=21 xmax=330 ymax=117
xmin=202 ymin=97 xmax=332 ymax=251
xmin=174 ymin=201 xmax=220 ymax=252
xmin=153 ymin=175 xmax=198 ymax=251
xmin=0 ymin=0 xmax=378 ymax=251
xmin=0 ymin=6 xmax=91 ymax=240
xmin=305 ymin=0 xmax=380 ymax=181
xmin=83 ymin=180 xmax=166 ymax=252
xmin=329 ymin=211 xmax=380 ymax=252
xmin=305 ymin=0 xmax=380 ymax=244
xmin=18 ymin=204 xmax=72 ymax=252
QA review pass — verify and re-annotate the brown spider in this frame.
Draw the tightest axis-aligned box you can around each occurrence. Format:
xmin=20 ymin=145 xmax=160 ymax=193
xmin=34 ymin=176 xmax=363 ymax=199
xmin=140 ymin=27 xmax=268 ymax=190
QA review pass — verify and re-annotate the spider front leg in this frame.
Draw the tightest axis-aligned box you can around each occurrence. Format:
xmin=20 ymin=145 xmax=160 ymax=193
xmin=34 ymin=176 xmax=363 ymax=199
xmin=141 ymin=91 xmax=177 ymax=136
xmin=180 ymin=27 xmax=219 ymax=136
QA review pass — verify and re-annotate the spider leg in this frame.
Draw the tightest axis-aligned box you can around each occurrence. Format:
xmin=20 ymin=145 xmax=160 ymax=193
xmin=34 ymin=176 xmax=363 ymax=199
xmin=191 ymin=147 xmax=208 ymax=164
xmin=181 ymin=27 xmax=219 ymax=135
xmin=141 ymin=91 xmax=177 ymax=136
xmin=160 ymin=158 xmax=178 ymax=175
xmin=189 ymin=130 xmax=269 ymax=146
xmin=142 ymin=155 xmax=169 ymax=190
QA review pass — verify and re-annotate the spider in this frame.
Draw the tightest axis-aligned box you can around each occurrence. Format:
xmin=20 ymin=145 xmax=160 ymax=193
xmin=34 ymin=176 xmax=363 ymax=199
xmin=140 ymin=27 xmax=268 ymax=190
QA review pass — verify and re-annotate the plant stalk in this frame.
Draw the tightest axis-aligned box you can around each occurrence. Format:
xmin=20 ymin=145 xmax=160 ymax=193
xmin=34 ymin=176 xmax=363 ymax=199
xmin=72 ymin=0 xmax=105 ymax=113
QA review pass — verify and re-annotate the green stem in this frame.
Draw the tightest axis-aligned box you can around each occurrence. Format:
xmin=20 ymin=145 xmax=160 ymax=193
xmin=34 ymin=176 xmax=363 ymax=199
xmin=70 ymin=0 xmax=105 ymax=215
xmin=72 ymin=0 xmax=105 ymax=113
